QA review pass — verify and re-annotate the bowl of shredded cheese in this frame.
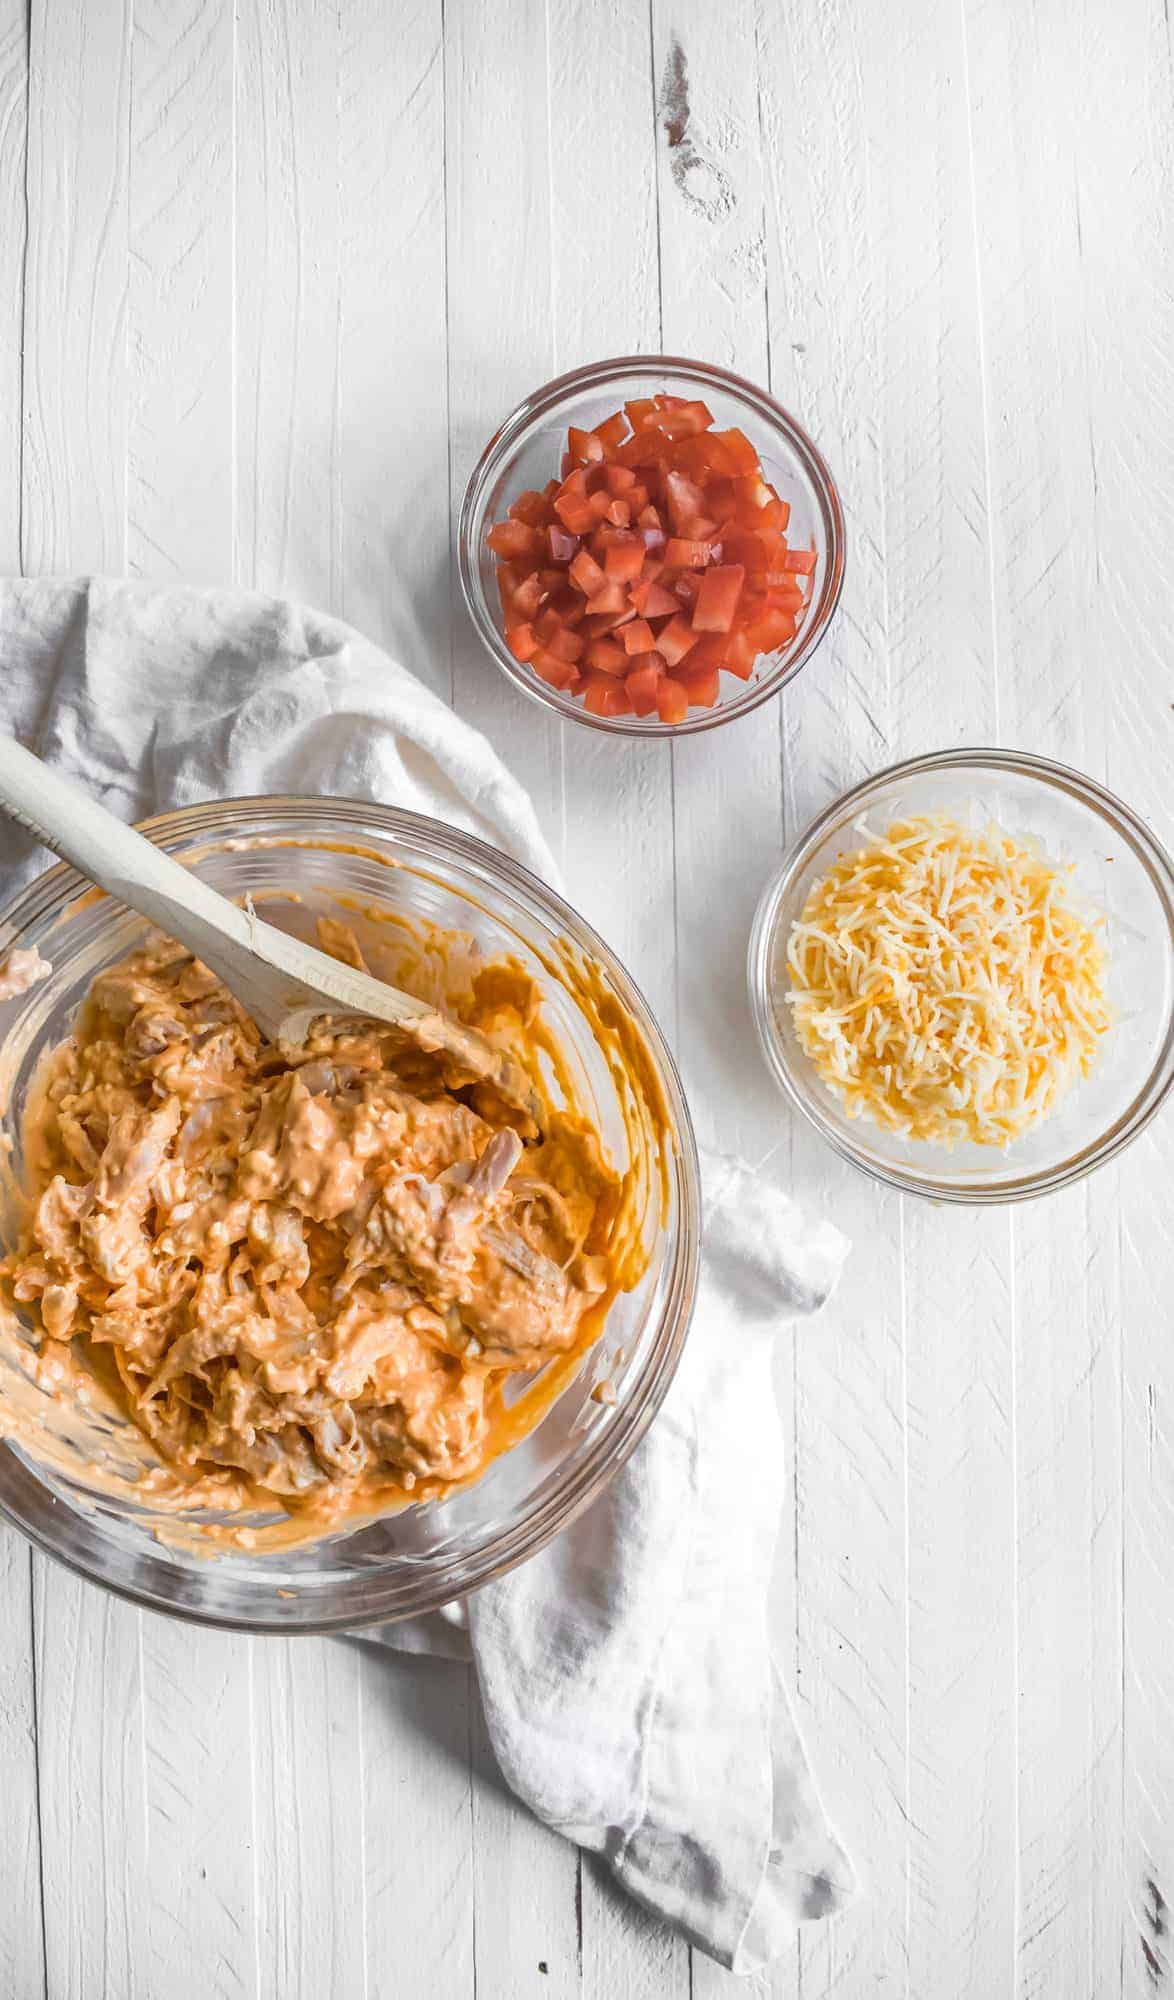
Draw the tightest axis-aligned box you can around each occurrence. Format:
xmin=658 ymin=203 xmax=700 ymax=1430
xmin=749 ymin=750 xmax=1174 ymax=1201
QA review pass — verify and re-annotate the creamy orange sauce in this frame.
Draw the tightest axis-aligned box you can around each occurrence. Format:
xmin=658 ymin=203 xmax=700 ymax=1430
xmin=0 ymin=915 xmax=649 ymax=1544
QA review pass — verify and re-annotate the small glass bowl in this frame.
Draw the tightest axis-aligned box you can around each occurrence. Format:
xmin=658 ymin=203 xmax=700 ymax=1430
xmin=0 ymin=799 xmax=700 ymax=1631
xmin=749 ymin=749 xmax=1174 ymax=1203
xmin=458 ymin=355 xmax=846 ymax=738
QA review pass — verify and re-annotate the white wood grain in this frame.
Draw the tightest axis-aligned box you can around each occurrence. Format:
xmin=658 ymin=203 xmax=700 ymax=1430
xmin=337 ymin=0 xmax=451 ymax=699
xmin=0 ymin=1529 xmax=44 ymax=1999
xmin=18 ymin=12 xmax=153 ymax=2000
xmin=21 ymin=0 xmax=130 ymax=574
xmin=33 ymin=1567 xmax=147 ymax=2000
xmin=0 ymin=7 xmax=44 ymax=1996
xmin=128 ymin=0 xmax=235 ymax=582
xmin=253 ymin=1640 xmax=367 ymax=2000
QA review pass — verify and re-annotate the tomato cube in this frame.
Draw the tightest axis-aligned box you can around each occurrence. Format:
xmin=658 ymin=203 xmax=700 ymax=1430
xmin=626 ymin=657 xmax=665 ymax=716
xmin=664 ymin=537 xmax=720 ymax=569
xmin=657 ymin=614 xmax=697 ymax=668
xmin=511 ymin=572 xmax=543 ymax=619
xmin=583 ymin=673 xmax=633 ymax=718
xmin=665 ymin=470 xmax=707 ymax=534
xmin=584 ymin=581 xmax=629 ymax=617
xmin=532 ymin=649 xmax=579 ymax=692
xmin=721 ymin=631 xmax=757 ymax=680
xmin=714 ymin=428 xmax=760 ymax=475
xmin=676 ymin=661 xmax=720 ymax=708
xmin=605 ymin=463 xmax=636 ymax=494
xmin=569 ymin=549 xmax=607 ymax=597
xmin=488 ymin=520 xmax=538 ymax=561
xmin=605 ymin=499 xmax=632 ymax=528
xmin=656 ymin=676 xmax=689 ymax=725
xmin=548 ymin=625 xmax=585 ymax=665
xmin=744 ymin=607 xmax=797 ymax=654
xmin=594 ymin=412 xmax=629 ymax=452
xmin=506 ymin=622 xmax=538 ymax=662
xmin=568 ymin=425 xmax=604 ymax=465
xmin=604 ymin=540 xmax=645 ymax=584
xmin=624 ymin=398 xmax=657 ymax=431
xmin=630 ymin=579 xmax=679 ymax=619
xmin=621 ymin=619 xmax=656 ymax=655
xmin=509 ymin=489 xmax=549 ymax=526
xmin=692 ymin=564 xmax=746 ymax=633
xmin=586 ymin=637 xmax=627 ymax=675
xmin=781 ymin=546 xmax=817 ymax=574
xmin=554 ymin=495 xmax=596 ymax=535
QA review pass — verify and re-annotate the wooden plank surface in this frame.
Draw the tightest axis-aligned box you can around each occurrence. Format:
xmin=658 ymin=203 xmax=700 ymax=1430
xmin=1 ymin=2 xmax=1173 ymax=1996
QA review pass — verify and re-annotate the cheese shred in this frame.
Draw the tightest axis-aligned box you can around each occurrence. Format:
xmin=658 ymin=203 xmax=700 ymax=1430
xmin=784 ymin=814 xmax=1111 ymax=1148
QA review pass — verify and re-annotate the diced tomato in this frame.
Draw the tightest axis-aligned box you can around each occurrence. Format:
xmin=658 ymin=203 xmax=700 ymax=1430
xmin=714 ymin=428 xmax=760 ymax=475
xmin=554 ymin=495 xmax=595 ymax=535
xmin=569 ymin=549 xmax=607 ymax=597
xmin=486 ymin=392 xmax=812 ymax=724
xmin=581 ymin=606 xmax=636 ymax=636
xmin=586 ymin=637 xmax=627 ymax=676
xmin=506 ymin=623 xmax=538 ymax=662
xmin=511 ymin=572 xmax=543 ymax=619
xmin=728 ymin=632 xmax=760 ymax=679
xmin=584 ymin=581 xmax=629 ymax=617
xmin=744 ymin=607 xmax=797 ymax=653
xmin=583 ymin=673 xmax=633 ymax=717
xmin=656 ymin=676 xmax=689 ymax=725
xmin=626 ymin=656 xmax=665 ymax=716
xmin=664 ymin=536 xmax=720 ymax=569
xmin=532 ymin=649 xmax=579 ymax=692
xmin=675 ymin=661 xmax=720 ymax=707
xmin=665 ymin=470 xmax=707 ymax=534
xmin=692 ymin=564 xmax=746 ymax=634
xmin=630 ymin=579 xmax=679 ymax=619
xmin=549 ymin=587 xmax=585 ymax=626
xmin=509 ymin=489 xmax=550 ymax=526
xmin=547 ymin=625 xmax=585 ymax=665
xmin=621 ymin=618 xmax=656 ymax=655
xmin=594 ymin=412 xmax=629 ymax=452
xmin=657 ymin=614 xmax=697 ymax=668
xmin=488 ymin=519 xmax=538 ymax=561
xmin=567 ymin=425 xmax=604 ymax=465
xmin=604 ymin=539 xmax=645 ymax=584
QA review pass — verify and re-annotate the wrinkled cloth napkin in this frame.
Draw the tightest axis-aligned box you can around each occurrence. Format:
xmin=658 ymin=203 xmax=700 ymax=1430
xmin=0 ymin=577 xmax=854 ymax=1974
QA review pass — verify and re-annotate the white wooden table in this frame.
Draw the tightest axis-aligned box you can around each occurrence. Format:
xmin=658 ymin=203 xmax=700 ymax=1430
xmin=1 ymin=2 xmax=1171 ymax=1995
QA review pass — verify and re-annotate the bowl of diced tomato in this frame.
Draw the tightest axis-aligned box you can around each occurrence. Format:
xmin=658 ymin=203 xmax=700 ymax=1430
xmin=458 ymin=356 xmax=845 ymax=735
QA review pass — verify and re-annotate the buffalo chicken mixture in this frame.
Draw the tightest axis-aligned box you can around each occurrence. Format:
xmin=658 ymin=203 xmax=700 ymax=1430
xmin=1 ymin=923 xmax=620 ymax=1520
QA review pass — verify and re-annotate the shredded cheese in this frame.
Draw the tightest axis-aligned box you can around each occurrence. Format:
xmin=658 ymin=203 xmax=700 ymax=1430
xmin=783 ymin=814 xmax=1111 ymax=1148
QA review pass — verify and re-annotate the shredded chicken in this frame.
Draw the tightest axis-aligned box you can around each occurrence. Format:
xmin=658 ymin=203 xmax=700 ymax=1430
xmin=1 ymin=921 xmax=619 ymax=1520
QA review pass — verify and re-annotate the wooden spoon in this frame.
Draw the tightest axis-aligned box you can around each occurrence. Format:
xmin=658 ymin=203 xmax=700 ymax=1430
xmin=0 ymin=735 xmax=543 ymax=1130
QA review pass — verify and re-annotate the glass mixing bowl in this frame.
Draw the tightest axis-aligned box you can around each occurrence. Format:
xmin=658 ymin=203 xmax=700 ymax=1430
xmin=0 ymin=799 xmax=700 ymax=1630
xmin=458 ymin=354 xmax=845 ymax=737
xmin=749 ymin=749 xmax=1174 ymax=1202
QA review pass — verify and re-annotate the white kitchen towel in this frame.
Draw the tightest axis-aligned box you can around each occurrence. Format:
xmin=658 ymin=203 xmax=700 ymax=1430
xmin=0 ymin=576 xmax=854 ymax=1976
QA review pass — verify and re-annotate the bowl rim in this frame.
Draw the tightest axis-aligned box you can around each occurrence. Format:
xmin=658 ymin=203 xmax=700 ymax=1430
xmin=457 ymin=352 xmax=847 ymax=739
xmin=0 ymin=794 xmax=702 ymax=1631
xmin=748 ymin=746 xmax=1174 ymax=1204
